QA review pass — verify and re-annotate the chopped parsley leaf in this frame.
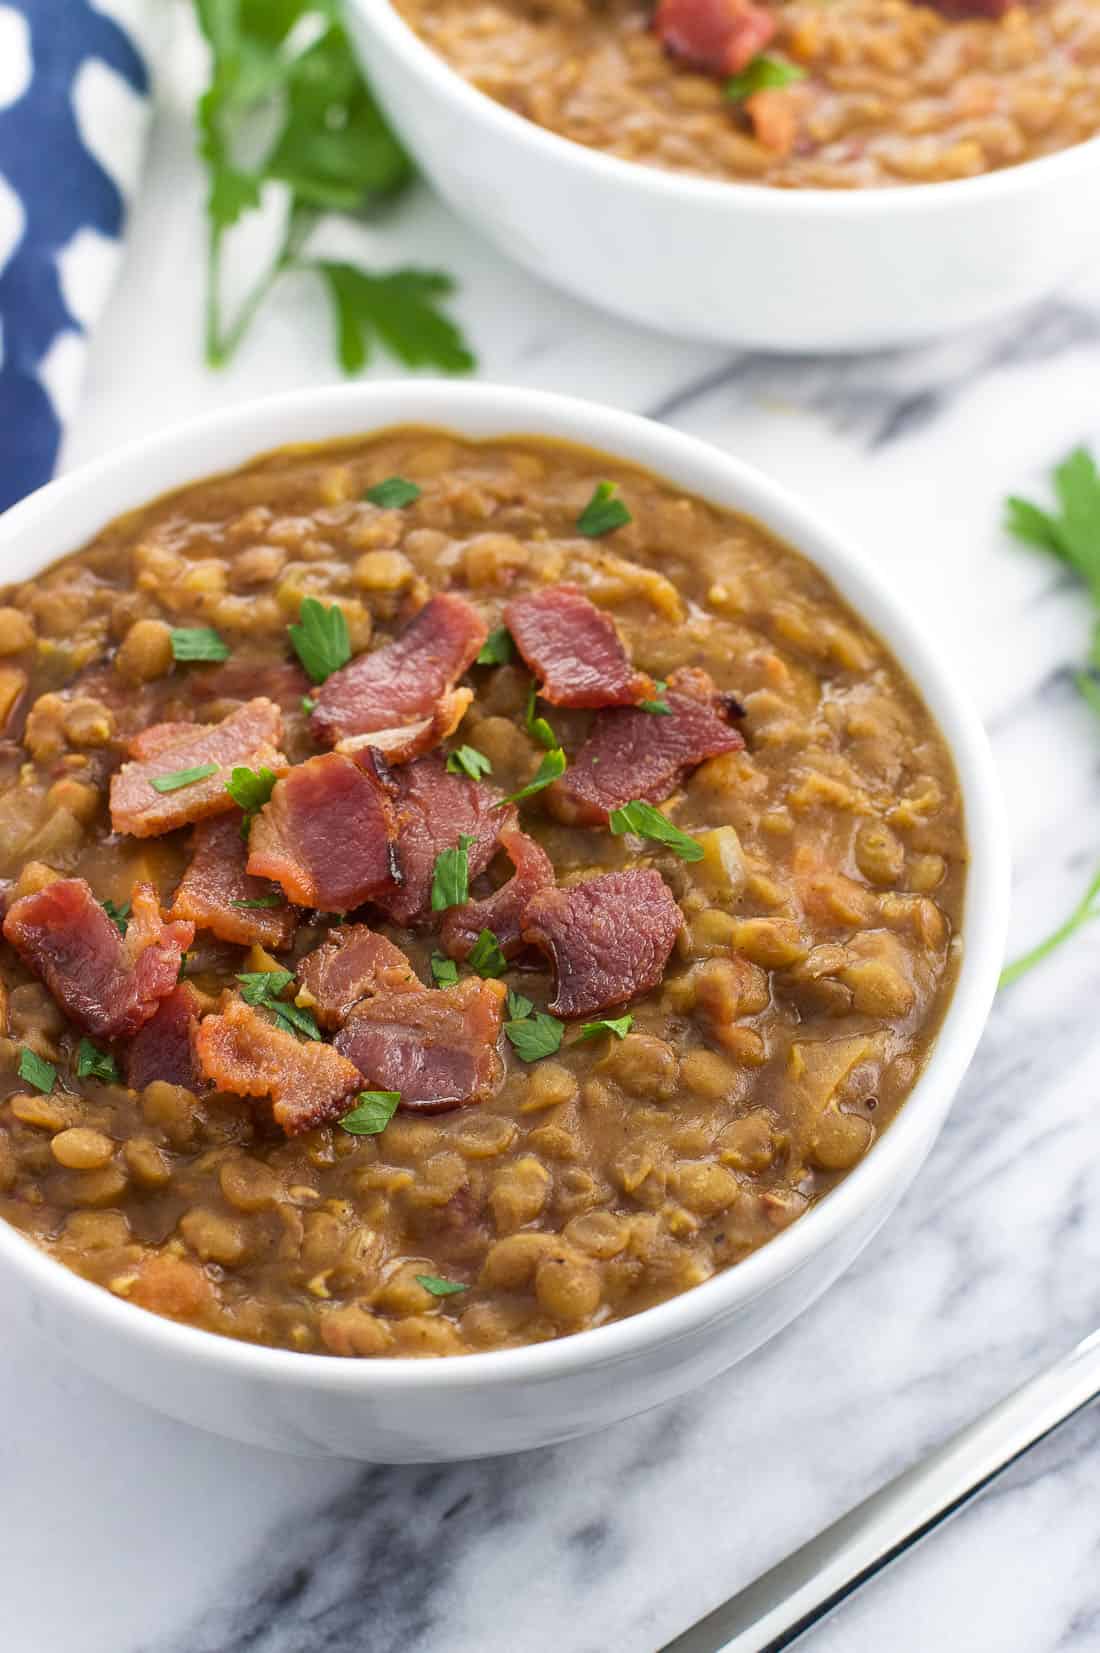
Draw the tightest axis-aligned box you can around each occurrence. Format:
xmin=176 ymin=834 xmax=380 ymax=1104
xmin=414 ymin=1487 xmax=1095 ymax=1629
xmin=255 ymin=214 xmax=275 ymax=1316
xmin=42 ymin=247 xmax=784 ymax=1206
xmin=288 ymin=596 xmax=351 ymax=684
xmin=150 ymin=762 xmax=219 ymax=794
xmin=576 ymin=480 xmax=631 ymax=538
xmin=364 ymin=476 xmax=421 ymax=508
xmin=431 ymin=833 xmax=474 ymax=911
xmin=339 ymin=1091 xmax=401 ymax=1135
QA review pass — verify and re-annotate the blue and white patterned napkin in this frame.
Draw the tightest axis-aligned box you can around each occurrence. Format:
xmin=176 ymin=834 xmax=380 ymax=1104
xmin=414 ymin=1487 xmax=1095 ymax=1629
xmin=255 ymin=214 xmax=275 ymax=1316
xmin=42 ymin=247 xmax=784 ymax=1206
xmin=0 ymin=0 xmax=155 ymax=512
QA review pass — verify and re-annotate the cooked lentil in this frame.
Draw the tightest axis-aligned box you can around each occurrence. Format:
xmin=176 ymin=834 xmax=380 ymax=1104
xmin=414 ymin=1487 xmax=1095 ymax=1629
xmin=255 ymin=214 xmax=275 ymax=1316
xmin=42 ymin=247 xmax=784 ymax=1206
xmin=0 ymin=429 xmax=965 ymax=1356
xmin=394 ymin=0 xmax=1100 ymax=187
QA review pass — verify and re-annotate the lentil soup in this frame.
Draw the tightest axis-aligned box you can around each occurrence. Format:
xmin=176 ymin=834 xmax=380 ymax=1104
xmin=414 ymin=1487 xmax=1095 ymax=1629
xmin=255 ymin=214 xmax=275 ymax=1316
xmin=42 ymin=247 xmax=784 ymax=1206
xmin=0 ymin=430 xmax=965 ymax=1358
xmin=393 ymin=0 xmax=1100 ymax=189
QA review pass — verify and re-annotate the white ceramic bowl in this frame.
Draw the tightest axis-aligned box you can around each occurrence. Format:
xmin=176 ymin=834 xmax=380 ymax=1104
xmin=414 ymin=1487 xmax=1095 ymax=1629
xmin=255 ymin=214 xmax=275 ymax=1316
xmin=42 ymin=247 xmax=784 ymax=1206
xmin=0 ymin=383 xmax=1009 ymax=1461
xmin=347 ymin=1 xmax=1100 ymax=353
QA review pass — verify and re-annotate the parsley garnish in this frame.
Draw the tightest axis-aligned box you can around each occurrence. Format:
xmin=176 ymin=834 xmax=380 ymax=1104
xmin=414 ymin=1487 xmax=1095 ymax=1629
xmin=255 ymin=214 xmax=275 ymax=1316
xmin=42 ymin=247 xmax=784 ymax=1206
xmin=318 ymin=264 xmax=474 ymax=375
xmin=609 ymin=799 xmax=704 ymax=862
xmin=364 ymin=476 xmax=421 ymax=508
xmin=236 ymin=970 xmax=320 ymax=1040
xmin=1002 ymin=446 xmax=1100 ymax=984
xmin=498 ymin=747 xmax=567 ymax=806
xmin=446 ymin=745 xmax=493 ymax=781
xmin=431 ymin=833 xmax=474 ymax=911
xmin=194 ymin=8 xmax=475 ymax=374
xmin=150 ymin=763 xmax=219 ymax=794
xmin=230 ymin=894 xmax=284 ymax=910
xmin=640 ymin=678 xmax=671 ymax=716
xmin=76 ymin=1039 xmax=120 ymax=1083
xmin=225 ymin=765 xmax=279 ymax=830
xmin=18 ymin=1048 xmax=55 ymax=1093
xmin=339 ymin=1091 xmax=400 ymax=1135
xmin=289 ymin=597 xmax=351 ymax=684
xmin=726 ymin=54 xmax=807 ymax=101
xmin=576 ymin=481 xmax=632 ymax=538
xmin=301 ymin=695 xmax=317 ymax=713
xmin=477 ymin=626 xmax=515 ymax=666
xmin=170 ymin=626 xmax=230 ymax=663
xmin=525 ymin=680 xmax=558 ymax=750
xmin=505 ymin=1012 xmax=564 ymax=1062
xmin=576 ymin=1014 xmax=634 ymax=1042
xmin=467 ymin=929 xmax=507 ymax=979
xmin=506 ymin=988 xmax=534 ymax=1021
xmin=415 ymin=1274 xmax=468 ymax=1297
xmin=102 ymin=898 xmax=130 ymax=936
xmin=430 ymin=952 xmax=460 ymax=987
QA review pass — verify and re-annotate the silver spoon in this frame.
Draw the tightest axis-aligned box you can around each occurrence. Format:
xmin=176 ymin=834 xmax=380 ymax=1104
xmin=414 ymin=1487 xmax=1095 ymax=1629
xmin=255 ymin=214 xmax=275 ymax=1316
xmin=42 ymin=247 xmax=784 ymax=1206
xmin=661 ymin=1327 xmax=1100 ymax=1653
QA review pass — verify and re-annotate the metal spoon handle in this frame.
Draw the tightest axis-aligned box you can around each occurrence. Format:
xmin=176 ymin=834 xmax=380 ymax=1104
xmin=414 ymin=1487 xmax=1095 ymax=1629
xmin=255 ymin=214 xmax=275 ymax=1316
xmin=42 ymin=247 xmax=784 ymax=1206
xmin=661 ymin=1328 xmax=1100 ymax=1653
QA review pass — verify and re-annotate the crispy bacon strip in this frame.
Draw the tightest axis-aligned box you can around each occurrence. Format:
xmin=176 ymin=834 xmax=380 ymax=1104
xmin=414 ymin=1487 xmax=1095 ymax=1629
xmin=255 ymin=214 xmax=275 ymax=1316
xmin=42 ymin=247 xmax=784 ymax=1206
xmin=522 ymin=869 xmax=683 ymax=1019
xmin=655 ymin=0 xmax=777 ymax=76
xmin=127 ymin=982 xmax=203 ymax=1092
xmin=296 ymin=925 xmax=419 ymax=1030
xmin=3 ymin=879 xmax=194 ymax=1039
xmin=110 ymin=698 xmax=287 ymax=839
xmin=195 ymin=995 xmax=363 ymax=1136
xmin=335 ymin=976 xmax=506 ymax=1114
xmin=311 ymin=593 xmax=487 ymax=746
xmin=373 ymin=753 xmax=512 ymax=927
xmin=504 ymin=585 xmax=654 ymax=709
xmin=247 ymin=751 xmax=399 ymax=914
xmin=171 ymin=814 xmax=297 ymax=950
xmin=334 ymin=688 xmax=472 ymax=766
xmin=440 ymin=827 xmax=554 ymax=962
xmin=548 ymin=667 xmax=744 ymax=826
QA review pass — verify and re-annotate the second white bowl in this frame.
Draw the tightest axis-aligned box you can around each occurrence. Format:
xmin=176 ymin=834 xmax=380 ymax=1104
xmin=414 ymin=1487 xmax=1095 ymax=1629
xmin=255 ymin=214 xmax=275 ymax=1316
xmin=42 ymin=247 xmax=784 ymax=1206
xmin=348 ymin=1 xmax=1100 ymax=354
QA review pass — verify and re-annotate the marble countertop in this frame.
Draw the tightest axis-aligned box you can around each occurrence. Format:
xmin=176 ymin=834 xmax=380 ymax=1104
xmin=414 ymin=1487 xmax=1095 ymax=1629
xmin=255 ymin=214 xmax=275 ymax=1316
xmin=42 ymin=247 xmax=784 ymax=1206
xmin=6 ymin=12 xmax=1100 ymax=1653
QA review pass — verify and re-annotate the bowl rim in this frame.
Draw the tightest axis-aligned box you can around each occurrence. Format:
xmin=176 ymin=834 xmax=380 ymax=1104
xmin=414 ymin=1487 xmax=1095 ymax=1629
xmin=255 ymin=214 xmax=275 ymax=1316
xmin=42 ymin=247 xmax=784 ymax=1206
xmin=0 ymin=379 xmax=1011 ymax=1394
xmin=358 ymin=0 xmax=1100 ymax=213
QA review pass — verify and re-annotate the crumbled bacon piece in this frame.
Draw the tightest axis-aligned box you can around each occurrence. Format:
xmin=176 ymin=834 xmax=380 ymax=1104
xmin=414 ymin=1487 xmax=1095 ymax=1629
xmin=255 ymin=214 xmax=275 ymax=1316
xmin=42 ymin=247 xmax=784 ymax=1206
xmin=110 ymin=698 xmax=287 ymax=839
xmin=195 ymin=995 xmax=363 ymax=1136
xmin=246 ymin=751 xmax=399 ymax=914
xmin=504 ymin=585 xmax=654 ymax=709
xmin=127 ymin=982 xmax=203 ymax=1092
xmin=655 ymin=0 xmax=777 ymax=76
xmin=335 ymin=688 xmax=472 ymax=766
xmin=522 ymin=869 xmax=682 ymax=1018
xmin=310 ymin=593 xmax=487 ymax=746
xmin=297 ymin=925 xmax=419 ymax=1029
xmin=373 ymin=753 xmax=512 ymax=926
xmin=335 ymin=976 xmax=506 ymax=1114
xmin=3 ymin=879 xmax=194 ymax=1039
xmin=171 ymin=814 xmax=297 ymax=951
xmin=441 ymin=827 xmax=554 ymax=962
xmin=548 ymin=667 xmax=744 ymax=826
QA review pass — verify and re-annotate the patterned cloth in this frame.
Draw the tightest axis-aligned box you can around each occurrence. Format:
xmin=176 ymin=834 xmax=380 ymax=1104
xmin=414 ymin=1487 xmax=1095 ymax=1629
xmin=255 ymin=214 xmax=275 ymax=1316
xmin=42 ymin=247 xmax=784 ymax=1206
xmin=0 ymin=0 xmax=154 ymax=511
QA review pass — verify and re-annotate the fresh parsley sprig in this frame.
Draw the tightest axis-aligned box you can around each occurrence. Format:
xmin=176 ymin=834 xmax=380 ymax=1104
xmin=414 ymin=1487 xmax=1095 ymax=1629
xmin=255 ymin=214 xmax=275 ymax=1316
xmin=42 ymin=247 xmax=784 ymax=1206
xmin=498 ymin=748 xmax=567 ymax=806
xmin=446 ymin=745 xmax=492 ymax=781
xmin=339 ymin=1091 xmax=400 ymax=1135
xmin=171 ymin=626 xmax=230 ymax=663
xmin=431 ymin=834 xmax=474 ymax=911
xmin=76 ymin=1039 xmax=120 ymax=1083
xmin=237 ymin=970 xmax=320 ymax=1040
xmin=726 ymin=54 xmax=806 ymax=102
xmin=608 ymin=799 xmax=704 ymax=862
xmin=289 ymin=597 xmax=351 ymax=683
xmin=1002 ymin=445 xmax=1100 ymax=984
xmin=193 ymin=4 xmax=475 ymax=375
xmin=226 ymin=764 xmax=279 ymax=832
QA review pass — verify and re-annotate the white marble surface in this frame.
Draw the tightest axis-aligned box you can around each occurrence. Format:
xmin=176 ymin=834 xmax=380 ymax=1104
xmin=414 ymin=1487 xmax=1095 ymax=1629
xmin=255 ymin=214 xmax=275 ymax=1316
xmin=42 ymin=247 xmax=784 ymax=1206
xmin=5 ymin=11 xmax=1100 ymax=1653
